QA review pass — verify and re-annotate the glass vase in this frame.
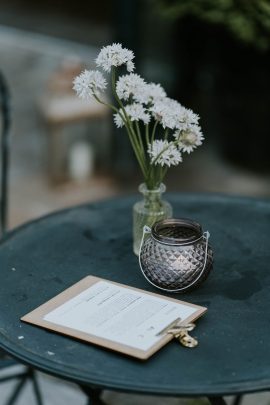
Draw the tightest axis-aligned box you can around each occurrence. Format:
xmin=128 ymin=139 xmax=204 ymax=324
xmin=133 ymin=183 xmax=172 ymax=256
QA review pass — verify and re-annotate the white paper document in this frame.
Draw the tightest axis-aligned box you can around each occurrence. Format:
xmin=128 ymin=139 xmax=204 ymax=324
xmin=44 ymin=281 xmax=197 ymax=351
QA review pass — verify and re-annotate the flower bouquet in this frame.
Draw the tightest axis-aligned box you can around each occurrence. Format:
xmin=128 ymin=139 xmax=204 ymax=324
xmin=73 ymin=43 xmax=204 ymax=254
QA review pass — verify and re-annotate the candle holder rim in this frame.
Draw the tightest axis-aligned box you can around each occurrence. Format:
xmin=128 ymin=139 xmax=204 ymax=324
xmin=152 ymin=218 xmax=203 ymax=245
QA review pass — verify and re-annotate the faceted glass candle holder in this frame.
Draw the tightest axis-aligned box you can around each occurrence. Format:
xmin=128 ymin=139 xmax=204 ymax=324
xmin=139 ymin=218 xmax=213 ymax=293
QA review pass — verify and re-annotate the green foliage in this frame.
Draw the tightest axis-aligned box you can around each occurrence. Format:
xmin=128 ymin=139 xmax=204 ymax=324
xmin=153 ymin=0 xmax=270 ymax=50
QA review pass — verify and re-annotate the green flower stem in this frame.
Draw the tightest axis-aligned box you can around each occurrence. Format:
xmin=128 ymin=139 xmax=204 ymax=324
xmin=129 ymin=121 xmax=142 ymax=153
xmin=128 ymin=120 xmax=147 ymax=176
xmin=160 ymin=166 xmax=168 ymax=183
xmin=151 ymin=120 xmax=159 ymax=144
xmin=97 ymin=97 xmax=147 ymax=178
xmin=146 ymin=174 xmax=155 ymax=190
xmin=145 ymin=120 xmax=161 ymax=188
xmin=135 ymin=121 xmax=145 ymax=158
xmin=94 ymin=93 xmax=146 ymax=177
xmin=93 ymin=94 xmax=119 ymax=114
xmin=94 ymin=94 xmax=145 ymax=176
xmin=145 ymin=124 xmax=150 ymax=146
xmin=147 ymin=163 xmax=161 ymax=189
xmin=123 ymin=119 xmax=148 ymax=179
xmin=145 ymin=123 xmax=154 ymax=187
xmin=111 ymin=67 xmax=148 ymax=178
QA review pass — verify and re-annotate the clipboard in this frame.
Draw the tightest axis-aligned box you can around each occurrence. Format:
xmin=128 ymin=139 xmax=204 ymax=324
xmin=21 ymin=276 xmax=206 ymax=360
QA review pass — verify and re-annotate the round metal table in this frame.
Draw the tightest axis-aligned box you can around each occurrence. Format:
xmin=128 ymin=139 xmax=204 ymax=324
xmin=0 ymin=193 xmax=269 ymax=405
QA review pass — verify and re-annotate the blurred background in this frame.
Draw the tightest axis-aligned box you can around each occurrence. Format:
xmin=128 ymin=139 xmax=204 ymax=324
xmin=1 ymin=0 xmax=270 ymax=230
xmin=0 ymin=1 xmax=270 ymax=403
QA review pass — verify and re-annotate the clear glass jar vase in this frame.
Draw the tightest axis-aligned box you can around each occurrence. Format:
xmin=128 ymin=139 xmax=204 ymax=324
xmin=133 ymin=183 xmax=172 ymax=255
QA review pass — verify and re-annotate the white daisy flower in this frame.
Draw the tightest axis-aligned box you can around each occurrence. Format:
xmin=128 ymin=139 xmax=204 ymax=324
xmin=95 ymin=43 xmax=135 ymax=73
xmin=113 ymin=103 xmax=150 ymax=128
xmin=134 ymin=82 xmax=167 ymax=104
xmin=127 ymin=60 xmax=135 ymax=72
xmin=125 ymin=103 xmax=151 ymax=124
xmin=150 ymin=98 xmax=182 ymax=130
xmin=113 ymin=112 xmax=125 ymax=128
xmin=174 ymin=125 xmax=204 ymax=154
xmin=73 ymin=70 xmax=107 ymax=99
xmin=116 ymin=73 xmax=146 ymax=101
xmin=178 ymin=107 xmax=200 ymax=131
xmin=148 ymin=140 xmax=182 ymax=167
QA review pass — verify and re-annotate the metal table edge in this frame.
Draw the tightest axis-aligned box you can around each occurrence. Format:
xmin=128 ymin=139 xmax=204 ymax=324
xmin=0 ymin=335 xmax=270 ymax=397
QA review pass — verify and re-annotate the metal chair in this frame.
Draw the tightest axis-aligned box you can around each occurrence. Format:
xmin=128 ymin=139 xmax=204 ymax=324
xmin=0 ymin=70 xmax=43 ymax=405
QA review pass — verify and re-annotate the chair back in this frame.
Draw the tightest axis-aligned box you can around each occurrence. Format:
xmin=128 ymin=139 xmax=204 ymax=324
xmin=0 ymin=71 xmax=10 ymax=237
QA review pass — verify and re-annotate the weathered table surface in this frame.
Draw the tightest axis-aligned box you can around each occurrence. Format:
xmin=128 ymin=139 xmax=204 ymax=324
xmin=0 ymin=193 xmax=269 ymax=399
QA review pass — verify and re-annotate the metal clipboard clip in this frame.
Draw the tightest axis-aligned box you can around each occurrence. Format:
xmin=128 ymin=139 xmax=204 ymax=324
xmin=157 ymin=318 xmax=198 ymax=348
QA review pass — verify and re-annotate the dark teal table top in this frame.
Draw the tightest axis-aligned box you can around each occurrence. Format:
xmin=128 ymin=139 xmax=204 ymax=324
xmin=0 ymin=193 xmax=270 ymax=397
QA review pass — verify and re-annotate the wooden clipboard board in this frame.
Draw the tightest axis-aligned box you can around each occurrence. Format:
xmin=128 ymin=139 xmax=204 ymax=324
xmin=21 ymin=276 xmax=206 ymax=360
